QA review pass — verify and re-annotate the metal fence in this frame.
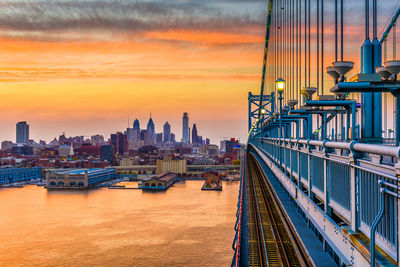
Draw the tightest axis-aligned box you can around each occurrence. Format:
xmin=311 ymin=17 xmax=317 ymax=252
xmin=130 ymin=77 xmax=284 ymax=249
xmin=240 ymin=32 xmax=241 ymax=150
xmin=251 ymin=137 xmax=400 ymax=260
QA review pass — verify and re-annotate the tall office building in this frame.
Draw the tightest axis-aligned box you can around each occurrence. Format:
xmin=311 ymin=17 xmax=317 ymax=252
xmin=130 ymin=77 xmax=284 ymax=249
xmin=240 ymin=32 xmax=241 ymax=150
xmin=16 ymin=121 xmax=29 ymax=144
xmin=163 ymin=121 xmax=171 ymax=142
xmin=133 ymin=119 xmax=140 ymax=133
xmin=192 ymin=124 xmax=198 ymax=145
xmin=111 ymin=132 xmax=127 ymax=155
xmin=182 ymin=112 xmax=189 ymax=143
xmin=147 ymin=115 xmax=156 ymax=137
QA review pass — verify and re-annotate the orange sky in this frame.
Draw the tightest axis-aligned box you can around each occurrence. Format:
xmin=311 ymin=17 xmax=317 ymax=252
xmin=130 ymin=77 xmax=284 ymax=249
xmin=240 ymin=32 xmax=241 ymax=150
xmin=0 ymin=28 xmax=264 ymax=143
xmin=0 ymin=0 xmax=397 ymax=144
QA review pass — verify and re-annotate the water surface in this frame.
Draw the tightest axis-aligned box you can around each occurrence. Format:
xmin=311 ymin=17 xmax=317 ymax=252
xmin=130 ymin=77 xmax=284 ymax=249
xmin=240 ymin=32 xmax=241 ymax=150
xmin=0 ymin=180 xmax=238 ymax=266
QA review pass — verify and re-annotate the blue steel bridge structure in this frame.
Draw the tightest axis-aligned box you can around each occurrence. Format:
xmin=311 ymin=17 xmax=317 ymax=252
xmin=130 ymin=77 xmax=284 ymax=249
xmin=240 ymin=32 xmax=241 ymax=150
xmin=233 ymin=0 xmax=400 ymax=266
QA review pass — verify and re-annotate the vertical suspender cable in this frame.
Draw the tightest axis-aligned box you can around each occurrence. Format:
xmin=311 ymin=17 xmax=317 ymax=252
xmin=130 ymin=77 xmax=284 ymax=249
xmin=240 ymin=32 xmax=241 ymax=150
xmin=341 ymin=0 xmax=344 ymax=61
xmin=335 ymin=0 xmax=338 ymax=61
xmin=304 ymin=0 xmax=307 ymax=89
xmin=296 ymin=0 xmax=299 ymax=102
xmin=394 ymin=23 xmax=397 ymax=59
xmin=321 ymin=0 xmax=324 ymax=95
xmin=256 ymin=0 xmax=274 ymax=128
xmin=291 ymin=0 xmax=294 ymax=100
xmin=384 ymin=40 xmax=387 ymax=137
xmin=289 ymin=0 xmax=292 ymax=100
xmin=282 ymin=0 xmax=288 ymax=99
xmin=292 ymin=0 xmax=295 ymax=100
xmin=317 ymin=0 xmax=320 ymax=94
xmin=373 ymin=0 xmax=377 ymax=39
xmin=366 ymin=0 xmax=369 ymax=40
xmin=299 ymin=0 xmax=302 ymax=104
xmin=308 ymin=0 xmax=311 ymax=86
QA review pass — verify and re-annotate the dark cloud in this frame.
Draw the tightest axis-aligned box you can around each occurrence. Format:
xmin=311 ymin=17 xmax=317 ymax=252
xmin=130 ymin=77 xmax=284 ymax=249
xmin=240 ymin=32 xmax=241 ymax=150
xmin=0 ymin=0 xmax=267 ymax=40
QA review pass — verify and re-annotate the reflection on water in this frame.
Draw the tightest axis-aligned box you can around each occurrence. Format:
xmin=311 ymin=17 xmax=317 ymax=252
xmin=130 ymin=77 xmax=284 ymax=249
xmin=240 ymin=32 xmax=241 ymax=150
xmin=0 ymin=180 xmax=239 ymax=267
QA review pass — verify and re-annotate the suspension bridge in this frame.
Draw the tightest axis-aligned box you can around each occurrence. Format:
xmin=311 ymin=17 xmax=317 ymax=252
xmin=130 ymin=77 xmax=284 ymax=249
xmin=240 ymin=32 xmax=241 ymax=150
xmin=232 ymin=0 xmax=400 ymax=266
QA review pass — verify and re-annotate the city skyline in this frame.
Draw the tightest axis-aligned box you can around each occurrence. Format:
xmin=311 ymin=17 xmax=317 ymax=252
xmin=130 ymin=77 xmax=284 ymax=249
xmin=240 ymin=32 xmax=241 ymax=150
xmin=3 ymin=113 xmax=235 ymax=146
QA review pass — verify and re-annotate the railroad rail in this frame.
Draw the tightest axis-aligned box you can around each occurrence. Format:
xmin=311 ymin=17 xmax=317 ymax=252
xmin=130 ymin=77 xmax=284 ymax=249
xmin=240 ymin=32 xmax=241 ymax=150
xmin=246 ymin=152 xmax=309 ymax=267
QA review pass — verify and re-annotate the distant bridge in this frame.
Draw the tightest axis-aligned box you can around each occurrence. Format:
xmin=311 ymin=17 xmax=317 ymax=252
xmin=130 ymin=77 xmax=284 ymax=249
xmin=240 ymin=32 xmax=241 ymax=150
xmin=233 ymin=0 xmax=400 ymax=266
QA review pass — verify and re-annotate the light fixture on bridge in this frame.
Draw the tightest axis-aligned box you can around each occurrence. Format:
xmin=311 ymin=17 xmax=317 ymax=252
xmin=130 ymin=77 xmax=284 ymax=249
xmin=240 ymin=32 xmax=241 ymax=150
xmin=287 ymin=100 xmax=298 ymax=110
xmin=301 ymin=87 xmax=317 ymax=101
xmin=261 ymin=108 xmax=267 ymax=114
xmin=332 ymin=61 xmax=354 ymax=81
xmin=275 ymin=78 xmax=285 ymax=95
xmin=376 ymin=66 xmax=392 ymax=80
xmin=384 ymin=60 xmax=400 ymax=76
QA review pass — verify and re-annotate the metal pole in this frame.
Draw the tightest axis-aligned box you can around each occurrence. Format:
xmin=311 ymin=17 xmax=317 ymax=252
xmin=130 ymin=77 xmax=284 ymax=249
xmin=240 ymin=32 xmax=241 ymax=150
xmin=370 ymin=183 xmax=386 ymax=267
xmin=279 ymin=92 xmax=283 ymax=164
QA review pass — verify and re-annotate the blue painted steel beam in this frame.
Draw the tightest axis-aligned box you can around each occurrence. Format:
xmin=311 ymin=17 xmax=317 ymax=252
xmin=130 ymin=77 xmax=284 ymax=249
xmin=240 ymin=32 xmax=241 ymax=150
xmin=380 ymin=6 xmax=400 ymax=43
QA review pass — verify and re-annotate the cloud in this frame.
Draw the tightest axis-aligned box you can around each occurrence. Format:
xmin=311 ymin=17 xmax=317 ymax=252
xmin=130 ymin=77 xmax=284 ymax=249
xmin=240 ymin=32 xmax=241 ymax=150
xmin=0 ymin=0 xmax=267 ymax=42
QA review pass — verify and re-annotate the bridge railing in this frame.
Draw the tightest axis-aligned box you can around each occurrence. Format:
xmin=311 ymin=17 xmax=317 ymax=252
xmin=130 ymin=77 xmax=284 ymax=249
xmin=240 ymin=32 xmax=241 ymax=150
xmin=231 ymin=152 xmax=247 ymax=267
xmin=250 ymin=137 xmax=400 ymax=261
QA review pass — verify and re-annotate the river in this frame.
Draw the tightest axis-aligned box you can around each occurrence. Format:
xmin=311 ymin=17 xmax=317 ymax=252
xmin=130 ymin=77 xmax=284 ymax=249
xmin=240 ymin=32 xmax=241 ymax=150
xmin=0 ymin=180 xmax=239 ymax=267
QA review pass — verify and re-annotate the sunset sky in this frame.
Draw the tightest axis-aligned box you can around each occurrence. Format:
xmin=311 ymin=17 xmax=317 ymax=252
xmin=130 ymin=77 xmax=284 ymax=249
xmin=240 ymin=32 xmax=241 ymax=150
xmin=0 ymin=0 xmax=398 ymax=144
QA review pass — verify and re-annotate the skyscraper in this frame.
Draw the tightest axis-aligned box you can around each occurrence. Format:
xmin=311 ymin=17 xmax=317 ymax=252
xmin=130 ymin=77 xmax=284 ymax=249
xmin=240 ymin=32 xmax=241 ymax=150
xmin=182 ymin=112 xmax=189 ymax=143
xmin=111 ymin=132 xmax=127 ymax=155
xmin=192 ymin=123 xmax=198 ymax=145
xmin=16 ymin=121 xmax=29 ymax=144
xmin=133 ymin=119 xmax=140 ymax=133
xmin=163 ymin=121 xmax=171 ymax=142
xmin=147 ymin=115 xmax=155 ymax=137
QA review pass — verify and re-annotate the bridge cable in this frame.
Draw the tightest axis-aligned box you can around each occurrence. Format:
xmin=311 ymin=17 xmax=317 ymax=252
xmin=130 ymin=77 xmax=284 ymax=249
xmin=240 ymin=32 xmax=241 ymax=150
xmin=256 ymin=0 xmax=274 ymax=131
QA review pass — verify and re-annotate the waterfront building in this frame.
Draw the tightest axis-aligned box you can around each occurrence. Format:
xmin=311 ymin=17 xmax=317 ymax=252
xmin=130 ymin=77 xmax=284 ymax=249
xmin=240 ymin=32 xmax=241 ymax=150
xmin=0 ymin=167 xmax=42 ymax=185
xmin=16 ymin=121 xmax=29 ymax=144
xmin=100 ymin=145 xmax=114 ymax=164
xmin=156 ymin=156 xmax=187 ymax=174
xmin=46 ymin=168 xmax=116 ymax=189
xmin=182 ymin=112 xmax=189 ymax=143
xmin=141 ymin=172 xmax=178 ymax=190
xmin=192 ymin=124 xmax=198 ymax=145
xmin=163 ymin=121 xmax=171 ymax=142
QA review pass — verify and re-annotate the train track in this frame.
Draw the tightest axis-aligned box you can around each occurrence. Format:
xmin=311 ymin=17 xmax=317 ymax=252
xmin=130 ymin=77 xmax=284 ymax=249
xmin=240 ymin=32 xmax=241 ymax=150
xmin=247 ymin=153 xmax=310 ymax=267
